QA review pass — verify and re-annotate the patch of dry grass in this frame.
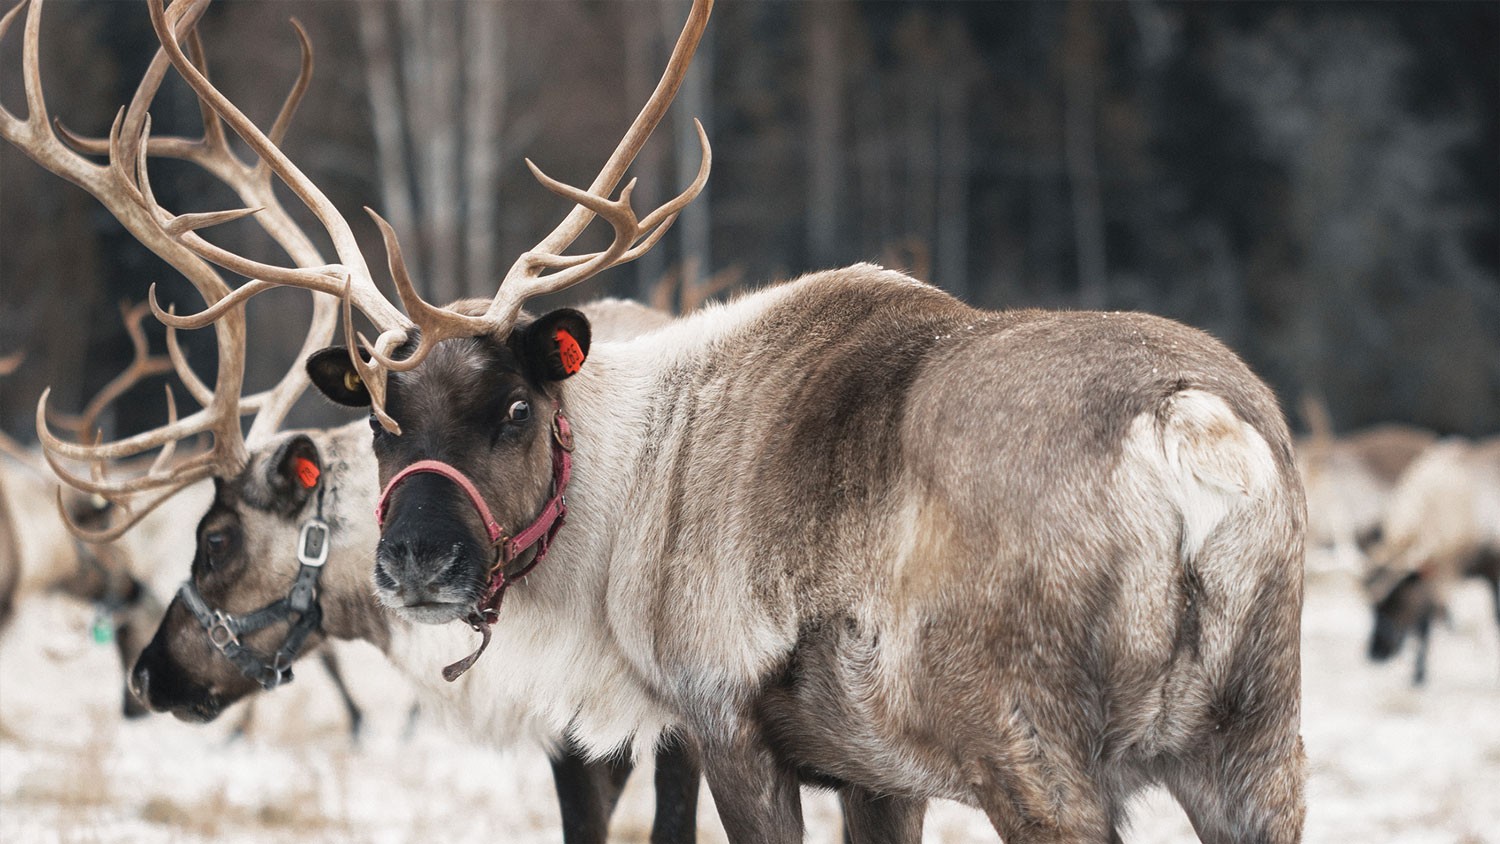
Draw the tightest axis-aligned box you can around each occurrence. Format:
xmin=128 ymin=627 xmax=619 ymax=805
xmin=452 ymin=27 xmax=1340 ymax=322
xmin=137 ymin=777 xmax=346 ymax=837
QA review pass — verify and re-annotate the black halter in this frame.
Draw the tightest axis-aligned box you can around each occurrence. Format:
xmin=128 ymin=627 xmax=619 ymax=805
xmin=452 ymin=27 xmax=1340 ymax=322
xmin=178 ymin=488 xmax=331 ymax=691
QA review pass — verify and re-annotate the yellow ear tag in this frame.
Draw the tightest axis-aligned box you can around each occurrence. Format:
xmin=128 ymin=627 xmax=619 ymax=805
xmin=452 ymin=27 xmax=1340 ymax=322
xmin=343 ymin=370 xmax=362 ymax=392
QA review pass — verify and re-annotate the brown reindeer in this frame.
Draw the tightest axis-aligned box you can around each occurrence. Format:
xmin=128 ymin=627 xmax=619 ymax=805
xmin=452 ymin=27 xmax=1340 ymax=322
xmin=1366 ymin=437 xmax=1500 ymax=685
xmin=77 ymin=1 xmax=1308 ymax=842
xmin=29 ymin=0 xmax=1305 ymax=840
xmin=3 ymin=0 xmax=701 ymax=840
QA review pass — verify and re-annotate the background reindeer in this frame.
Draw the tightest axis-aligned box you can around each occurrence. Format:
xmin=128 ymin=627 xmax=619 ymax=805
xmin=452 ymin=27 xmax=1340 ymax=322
xmin=1365 ymin=436 xmax=1500 ymax=685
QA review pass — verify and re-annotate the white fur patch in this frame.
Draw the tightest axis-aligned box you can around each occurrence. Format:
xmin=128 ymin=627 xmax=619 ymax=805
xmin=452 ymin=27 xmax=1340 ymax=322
xmin=1131 ymin=389 xmax=1278 ymax=562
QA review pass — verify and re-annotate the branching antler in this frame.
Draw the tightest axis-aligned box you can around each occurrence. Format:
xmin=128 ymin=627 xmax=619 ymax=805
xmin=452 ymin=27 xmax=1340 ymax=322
xmin=0 ymin=0 xmax=339 ymax=541
xmin=130 ymin=0 xmax=713 ymax=433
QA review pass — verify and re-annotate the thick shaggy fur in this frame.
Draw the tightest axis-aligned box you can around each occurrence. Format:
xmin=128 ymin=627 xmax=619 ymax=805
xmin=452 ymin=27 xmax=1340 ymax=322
xmin=364 ymin=266 xmax=1307 ymax=843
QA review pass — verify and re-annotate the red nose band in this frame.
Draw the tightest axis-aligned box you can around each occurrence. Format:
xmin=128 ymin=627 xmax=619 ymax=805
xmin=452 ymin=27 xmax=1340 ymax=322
xmin=375 ymin=460 xmax=505 ymax=544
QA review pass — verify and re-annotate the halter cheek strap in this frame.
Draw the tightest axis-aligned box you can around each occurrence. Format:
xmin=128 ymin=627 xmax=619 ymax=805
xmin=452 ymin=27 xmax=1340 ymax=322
xmin=180 ymin=488 xmax=331 ymax=691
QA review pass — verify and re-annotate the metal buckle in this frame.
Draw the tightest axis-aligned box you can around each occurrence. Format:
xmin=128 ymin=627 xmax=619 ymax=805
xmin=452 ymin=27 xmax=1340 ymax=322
xmin=297 ymin=518 xmax=331 ymax=568
xmin=208 ymin=612 xmax=239 ymax=649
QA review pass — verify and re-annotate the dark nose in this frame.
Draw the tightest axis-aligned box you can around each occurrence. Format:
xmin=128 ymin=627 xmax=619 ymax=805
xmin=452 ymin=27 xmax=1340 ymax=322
xmin=374 ymin=537 xmax=471 ymax=598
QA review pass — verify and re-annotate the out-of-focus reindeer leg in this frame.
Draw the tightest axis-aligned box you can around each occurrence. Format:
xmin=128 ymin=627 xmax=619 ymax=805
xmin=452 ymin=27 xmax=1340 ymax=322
xmin=1412 ymin=610 xmax=1433 ymax=686
xmin=1488 ymin=572 xmax=1500 ymax=680
xmin=317 ymin=649 xmax=364 ymax=742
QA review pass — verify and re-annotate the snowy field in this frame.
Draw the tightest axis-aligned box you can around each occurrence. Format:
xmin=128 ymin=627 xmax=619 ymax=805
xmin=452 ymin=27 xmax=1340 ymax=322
xmin=1 ymin=562 xmax=1496 ymax=843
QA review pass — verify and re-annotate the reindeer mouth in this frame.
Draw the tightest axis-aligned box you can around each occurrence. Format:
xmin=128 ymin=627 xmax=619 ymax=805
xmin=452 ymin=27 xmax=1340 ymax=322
xmin=374 ymin=535 xmax=487 ymax=626
xmin=381 ymin=595 xmax=473 ymax=625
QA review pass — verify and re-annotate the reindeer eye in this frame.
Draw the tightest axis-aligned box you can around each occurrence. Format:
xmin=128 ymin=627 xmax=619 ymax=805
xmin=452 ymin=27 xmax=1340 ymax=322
xmin=204 ymin=530 xmax=231 ymax=561
xmin=508 ymin=400 xmax=531 ymax=423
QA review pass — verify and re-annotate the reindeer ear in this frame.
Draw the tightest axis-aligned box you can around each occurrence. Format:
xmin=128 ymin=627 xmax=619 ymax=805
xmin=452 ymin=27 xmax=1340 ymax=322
xmin=266 ymin=434 xmax=321 ymax=513
xmin=516 ymin=309 xmax=591 ymax=382
xmin=306 ymin=346 xmax=371 ymax=407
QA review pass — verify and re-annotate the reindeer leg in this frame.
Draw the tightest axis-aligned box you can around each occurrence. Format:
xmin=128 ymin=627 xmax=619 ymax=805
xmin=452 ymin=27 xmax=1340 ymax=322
xmin=651 ymin=730 xmax=702 ymax=844
xmin=839 ymin=787 xmax=924 ymax=844
xmin=316 ymin=649 xmax=364 ymax=742
xmin=1412 ymin=610 xmax=1433 ymax=686
xmin=699 ymin=728 xmax=803 ymax=844
xmin=549 ymin=735 xmax=632 ymax=844
xmin=1488 ymin=573 xmax=1500 ymax=680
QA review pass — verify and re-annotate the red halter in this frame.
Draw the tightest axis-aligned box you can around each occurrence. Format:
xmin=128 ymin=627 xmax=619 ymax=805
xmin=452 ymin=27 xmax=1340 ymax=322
xmin=374 ymin=408 xmax=574 ymax=681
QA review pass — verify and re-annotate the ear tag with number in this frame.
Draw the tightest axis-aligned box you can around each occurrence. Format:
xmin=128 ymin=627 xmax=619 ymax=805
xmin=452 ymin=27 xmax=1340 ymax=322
xmin=555 ymin=329 xmax=585 ymax=375
xmin=293 ymin=457 xmax=321 ymax=489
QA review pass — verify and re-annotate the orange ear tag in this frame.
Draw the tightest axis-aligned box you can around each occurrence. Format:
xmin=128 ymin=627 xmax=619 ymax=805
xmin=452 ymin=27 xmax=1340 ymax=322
xmin=293 ymin=456 xmax=321 ymax=489
xmin=555 ymin=329 xmax=585 ymax=375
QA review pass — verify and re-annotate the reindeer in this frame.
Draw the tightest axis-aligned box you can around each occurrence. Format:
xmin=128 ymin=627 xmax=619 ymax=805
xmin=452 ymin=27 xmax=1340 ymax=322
xmin=3 ymin=0 xmax=700 ymax=840
xmin=55 ymin=1 xmax=1310 ymax=842
xmin=29 ymin=0 xmax=1306 ymax=840
xmin=1365 ymin=437 xmax=1500 ymax=685
xmin=128 ymin=295 xmax=696 ymax=842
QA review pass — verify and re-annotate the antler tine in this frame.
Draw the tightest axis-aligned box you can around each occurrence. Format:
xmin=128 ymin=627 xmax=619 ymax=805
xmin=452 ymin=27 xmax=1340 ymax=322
xmin=163 ymin=306 xmax=214 ymax=407
xmin=481 ymin=0 xmax=713 ymax=323
xmin=51 ymin=467 xmax=214 ymax=545
xmin=0 ymin=350 xmax=24 ymax=377
xmin=487 ymin=119 xmax=711 ymax=319
xmin=671 ymin=261 xmax=741 ymax=314
xmin=526 ymin=0 xmax=713 ymax=259
xmin=366 ymin=0 xmax=714 ymax=395
xmin=36 ymin=387 xmax=218 ymax=464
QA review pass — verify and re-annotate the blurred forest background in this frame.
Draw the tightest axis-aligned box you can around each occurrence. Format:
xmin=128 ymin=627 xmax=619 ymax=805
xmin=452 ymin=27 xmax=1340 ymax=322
xmin=0 ymin=0 xmax=1496 ymax=443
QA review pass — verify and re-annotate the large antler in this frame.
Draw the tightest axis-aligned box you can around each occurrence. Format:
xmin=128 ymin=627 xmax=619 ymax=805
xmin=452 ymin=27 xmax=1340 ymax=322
xmin=0 ymin=0 xmax=340 ymax=540
xmin=137 ymin=0 xmax=713 ymax=433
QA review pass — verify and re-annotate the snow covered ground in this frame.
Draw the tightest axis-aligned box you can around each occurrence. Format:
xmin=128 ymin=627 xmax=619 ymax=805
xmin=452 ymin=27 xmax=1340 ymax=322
xmin=1 ymin=563 xmax=1496 ymax=843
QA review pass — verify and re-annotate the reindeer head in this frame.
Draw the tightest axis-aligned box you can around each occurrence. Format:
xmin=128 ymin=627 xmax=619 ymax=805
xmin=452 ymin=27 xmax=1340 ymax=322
xmin=307 ymin=307 xmax=589 ymax=625
xmin=132 ymin=430 xmax=377 ymax=722
xmin=1366 ymin=568 xmax=1438 ymax=662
